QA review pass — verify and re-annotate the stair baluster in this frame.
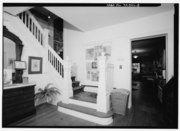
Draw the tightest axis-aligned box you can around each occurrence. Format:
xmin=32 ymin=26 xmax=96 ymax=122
xmin=17 ymin=10 xmax=73 ymax=104
xmin=18 ymin=11 xmax=44 ymax=46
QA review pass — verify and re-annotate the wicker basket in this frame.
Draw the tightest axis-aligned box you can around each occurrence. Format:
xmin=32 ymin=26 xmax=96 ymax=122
xmin=110 ymin=89 xmax=130 ymax=115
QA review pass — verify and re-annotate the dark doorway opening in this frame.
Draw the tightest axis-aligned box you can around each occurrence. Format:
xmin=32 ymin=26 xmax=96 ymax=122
xmin=131 ymin=35 xmax=166 ymax=101
xmin=131 ymin=35 xmax=167 ymax=126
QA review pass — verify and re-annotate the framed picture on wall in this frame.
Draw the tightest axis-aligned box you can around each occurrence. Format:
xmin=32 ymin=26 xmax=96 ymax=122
xmin=14 ymin=61 xmax=26 ymax=70
xmin=86 ymin=48 xmax=94 ymax=60
xmin=92 ymin=61 xmax=98 ymax=69
xmin=28 ymin=56 xmax=43 ymax=74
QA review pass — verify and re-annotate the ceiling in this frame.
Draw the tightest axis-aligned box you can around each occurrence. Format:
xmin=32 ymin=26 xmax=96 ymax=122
xmin=30 ymin=7 xmax=59 ymax=22
xmin=45 ymin=4 xmax=173 ymax=31
xmin=3 ymin=7 xmax=33 ymax=15
xmin=132 ymin=36 xmax=166 ymax=58
xmin=3 ymin=4 xmax=174 ymax=31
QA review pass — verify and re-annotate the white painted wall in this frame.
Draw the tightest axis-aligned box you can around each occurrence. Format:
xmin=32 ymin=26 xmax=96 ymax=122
xmin=3 ymin=12 xmax=73 ymax=106
xmin=64 ymin=10 xmax=174 ymax=108
xmin=64 ymin=21 xmax=86 ymax=83
xmin=3 ymin=12 xmax=53 ymax=93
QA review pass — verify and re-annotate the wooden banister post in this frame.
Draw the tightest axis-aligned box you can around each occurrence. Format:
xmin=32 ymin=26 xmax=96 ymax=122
xmin=62 ymin=56 xmax=73 ymax=103
xmin=97 ymin=52 xmax=111 ymax=113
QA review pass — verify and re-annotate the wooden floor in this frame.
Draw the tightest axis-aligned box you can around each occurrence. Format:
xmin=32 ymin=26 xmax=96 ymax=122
xmin=7 ymin=80 xmax=167 ymax=128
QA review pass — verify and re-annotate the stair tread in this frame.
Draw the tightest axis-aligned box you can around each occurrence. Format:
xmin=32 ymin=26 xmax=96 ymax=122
xmin=82 ymin=85 xmax=98 ymax=88
xmin=57 ymin=102 xmax=113 ymax=118
xmin=70 ymin=96 xmax=96 ymax=104
xmin=73 ymin=86 xmax=84 ymax=91
xmin=72 ymin=81 xmax=80 ymax=83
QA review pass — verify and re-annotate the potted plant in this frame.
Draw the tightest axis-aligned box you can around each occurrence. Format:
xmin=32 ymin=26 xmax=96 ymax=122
xmin=35 ymin=83 xmax=60 ymax=106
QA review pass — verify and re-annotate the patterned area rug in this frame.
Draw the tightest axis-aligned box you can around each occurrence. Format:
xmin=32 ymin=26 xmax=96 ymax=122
xmin=73 ymin=91 xmax=97 ymax=103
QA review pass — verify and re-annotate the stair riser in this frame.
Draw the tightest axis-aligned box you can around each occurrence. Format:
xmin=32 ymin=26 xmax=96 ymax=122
xmin=69 ymin=99 xmax=97 ymax=109
xmin=84 ymin=86 xmax=98 ymax=93
xmin=58 ymin=106 xmax=113 ymax=125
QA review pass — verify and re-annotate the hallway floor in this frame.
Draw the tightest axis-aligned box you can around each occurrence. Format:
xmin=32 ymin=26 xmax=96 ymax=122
xmin=112 ymin=80 xmax=166 ymax=127
xmin=7 ymin=80 xmax=166 ymax=128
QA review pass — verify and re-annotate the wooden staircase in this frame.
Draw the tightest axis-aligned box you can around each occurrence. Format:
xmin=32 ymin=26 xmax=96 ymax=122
xmin=58 ymin=76 xmax=113 ymax=125
xmin=8 ymin=9 xmax=114 ymax=125
xmin=71 ymin=76 xmax=84 ymax=94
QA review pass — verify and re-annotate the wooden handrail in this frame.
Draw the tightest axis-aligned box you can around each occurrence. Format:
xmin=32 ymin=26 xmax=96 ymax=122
xmin=47 ymin=44 xmax=64 ymax=78
xmin=18 ymin=11 xmax=44 ymax=46
xmin=47 ymin=44 xmax=64 ymax=64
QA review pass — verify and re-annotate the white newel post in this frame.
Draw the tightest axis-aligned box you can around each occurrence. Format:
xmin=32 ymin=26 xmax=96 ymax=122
xmin=97 ymin=53 xmax=110 ymax=113
xmin=63 ymin=56 xmax=73 ymax=103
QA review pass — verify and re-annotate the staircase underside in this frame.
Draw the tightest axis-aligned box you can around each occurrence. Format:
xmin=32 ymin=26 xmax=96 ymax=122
xmin=57 ymin=101 xmax=113 ymax=125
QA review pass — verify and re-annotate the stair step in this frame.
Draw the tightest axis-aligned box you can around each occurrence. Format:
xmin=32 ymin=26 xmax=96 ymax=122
xmin=72 ymin=81 xmax=80 ymax=84
xmin=82 ymin=85 xmax=98 ymax=88
xmin=84 ymin=85 xmax=98 ymax=93
xmin=69 ymin=97 xmax=97 ymax=109
xmin=57 ymin=102 xmax=113 ymax=125
xmin=73 ymin=85 xmax=84 ymax=95
xmin=72 ymin=81 xmax=80 ymax=88
xmin=73 ymin=86 xmax=83 ymax=91
xmin=58 ymin=102 xmax=113 ymax=118
xmin=71 ymin=76 xmax=76 ymax=82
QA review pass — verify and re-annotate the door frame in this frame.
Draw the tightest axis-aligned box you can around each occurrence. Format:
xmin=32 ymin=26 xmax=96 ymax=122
xmin=131 ymin=33 xmax=167 ymax=80
xmin=130 ymin=34 xmax=167 ymax=104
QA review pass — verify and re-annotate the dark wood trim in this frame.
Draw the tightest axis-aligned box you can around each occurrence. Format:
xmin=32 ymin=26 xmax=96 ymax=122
xmin=3 ymin=26 xmax=23 ymax=61
xmin=81 ymin=85 xmax=98 ymax=88
xmin=3 ymin=26 xmax=24 ymax=83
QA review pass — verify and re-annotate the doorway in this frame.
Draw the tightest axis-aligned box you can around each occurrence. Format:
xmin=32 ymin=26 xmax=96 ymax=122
xmin=131 ymin=35 xmax=166 ymax=103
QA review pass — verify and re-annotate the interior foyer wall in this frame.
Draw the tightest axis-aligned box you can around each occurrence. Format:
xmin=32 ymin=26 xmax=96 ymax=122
xmin=64 ymin=10 xmax=174 ymax=108
xmin=3 ymin=13 xmax=52 ymax=93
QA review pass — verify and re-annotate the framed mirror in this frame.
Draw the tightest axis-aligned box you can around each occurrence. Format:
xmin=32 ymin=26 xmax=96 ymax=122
xmin=3 ymin=26 xmax=24 ymax=83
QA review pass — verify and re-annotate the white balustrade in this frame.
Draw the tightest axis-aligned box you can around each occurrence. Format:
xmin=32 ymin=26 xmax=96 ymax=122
xmin=18 ymin=10 xmax=73 ymax=104
xmin=18 ymin=11 xmax=44 ymax=46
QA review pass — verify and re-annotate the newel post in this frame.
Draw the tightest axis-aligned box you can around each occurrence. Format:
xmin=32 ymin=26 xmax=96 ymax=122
xmin=63 ymin=56 xmax=73 ymax=103
xmin=97 ymin=53 xmax=110 ymax=113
